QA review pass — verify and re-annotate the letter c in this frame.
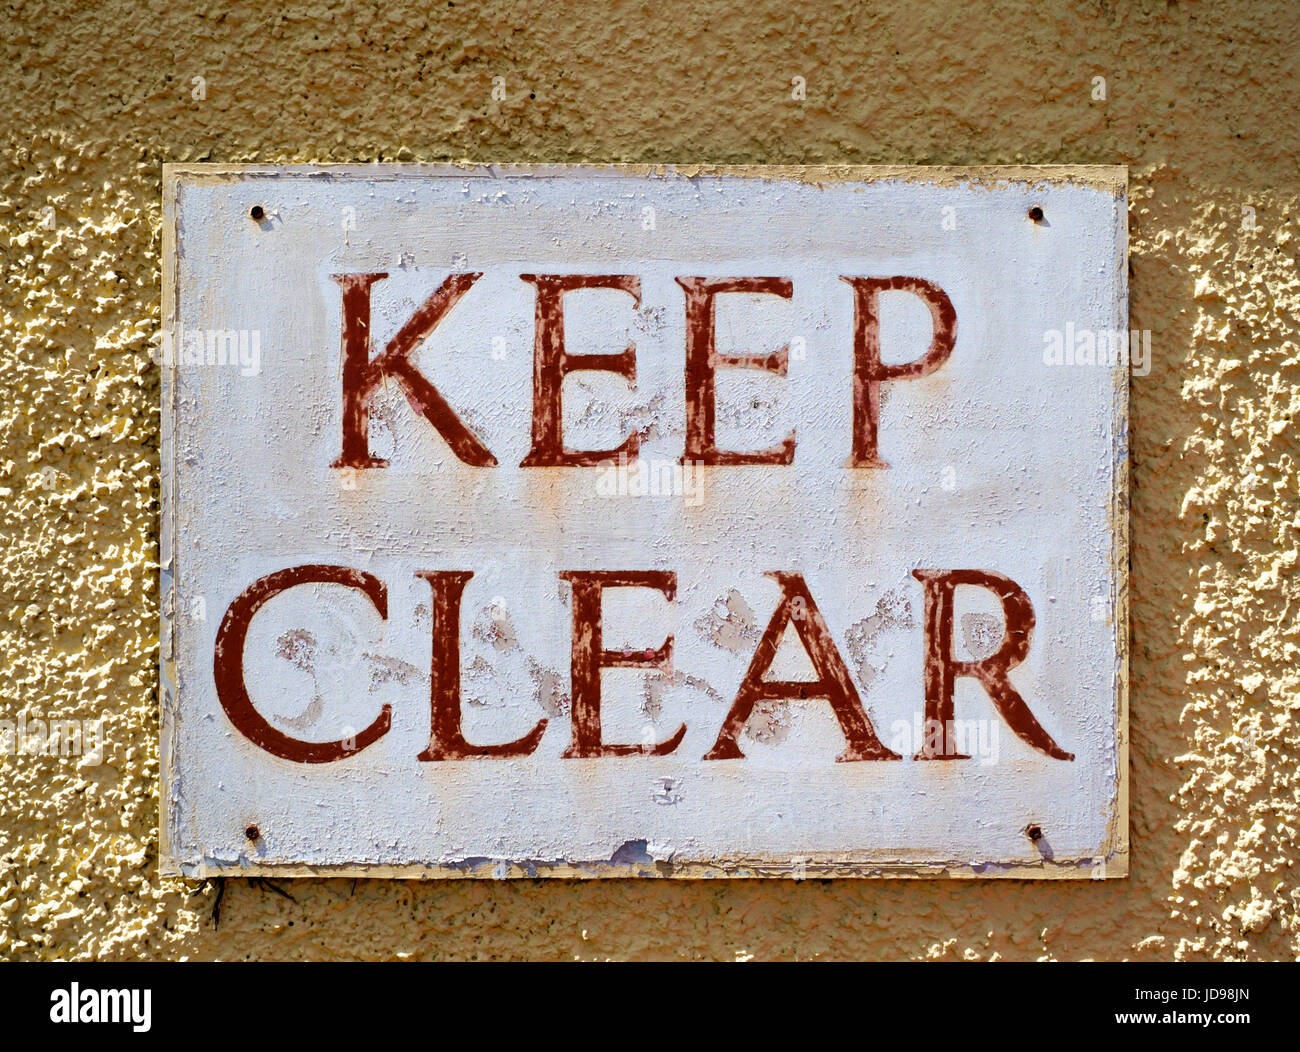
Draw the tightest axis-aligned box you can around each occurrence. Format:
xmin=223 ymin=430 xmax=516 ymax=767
xmin=213 ymin=565 xmax=391 ymax=763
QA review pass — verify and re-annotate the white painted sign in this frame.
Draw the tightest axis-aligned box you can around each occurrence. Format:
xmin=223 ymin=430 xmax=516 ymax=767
xmin=160 ymin=164 xmax=1128 ymax=879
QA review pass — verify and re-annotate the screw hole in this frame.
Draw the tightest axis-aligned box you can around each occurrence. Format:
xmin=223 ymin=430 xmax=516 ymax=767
xmin=1028 ymin=205 xmax=1045 ymax=222
xmin=245 ymin=824 xmax=261 ymax=841
xmin=1025 ymin=823 xmax=1043 ymax=841
xmin=249 ymin=205 xmax=265 ymax=221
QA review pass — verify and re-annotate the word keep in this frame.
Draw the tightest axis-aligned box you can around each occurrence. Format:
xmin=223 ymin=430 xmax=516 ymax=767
xmin=332 ymin=271 xmax=958 ymax=469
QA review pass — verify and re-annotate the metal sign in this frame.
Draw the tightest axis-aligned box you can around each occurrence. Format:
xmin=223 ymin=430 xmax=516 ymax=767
xmin=160 ymin=164 xmax=1128 ymax=879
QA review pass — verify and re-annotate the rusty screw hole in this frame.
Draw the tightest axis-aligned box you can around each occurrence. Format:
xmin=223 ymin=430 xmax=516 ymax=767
xmin=245 ymin=824 xmax=261 ymax=842
xmin=249 ymin=205 xmax=265 ymax=221
xmin=1027 ymin=205 xmax=1045 ymax=223
xmin=1025 ymin=823 xmax=1043 ymax=841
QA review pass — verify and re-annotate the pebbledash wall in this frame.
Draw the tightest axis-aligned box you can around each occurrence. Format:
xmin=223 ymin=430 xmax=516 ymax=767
xmin=0 ymin=0 xmax=1295 ymax=961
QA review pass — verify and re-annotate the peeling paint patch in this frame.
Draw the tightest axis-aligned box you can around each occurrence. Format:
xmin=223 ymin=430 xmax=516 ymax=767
xmin=610 ymin=839 xmax=653 ymax=865
xmin=364 ymin=652 xmax=424 ymax=688
xmin=743 ymin=699 xmax=791 ymax=745
xmin=472 ymin=602 xmax=520 ymax=652
xmin=275 ymin=629 xmax=317 ymax=673
xmin=695 ymin=589 xmax=761 ymax=654
xmin=960 ymin=613 xmax=1003 ymax=661
xmin=844 ymin=588 xmax=915 ymax=688
xmin=527 ymin=658 xmax=570 ymax=718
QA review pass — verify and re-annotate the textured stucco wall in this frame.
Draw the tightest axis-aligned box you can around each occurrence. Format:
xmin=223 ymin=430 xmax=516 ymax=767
xmin=0 ymin=0 xmax=1296 ymax=960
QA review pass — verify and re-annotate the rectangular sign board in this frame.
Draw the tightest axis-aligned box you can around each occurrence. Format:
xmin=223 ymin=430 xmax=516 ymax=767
xmin=160 ymin=164 xmax=1128 ymax=879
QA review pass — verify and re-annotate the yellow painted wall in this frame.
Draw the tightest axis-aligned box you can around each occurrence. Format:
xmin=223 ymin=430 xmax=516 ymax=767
xmin=1 ymin=0 xmax=1296 ymax=960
